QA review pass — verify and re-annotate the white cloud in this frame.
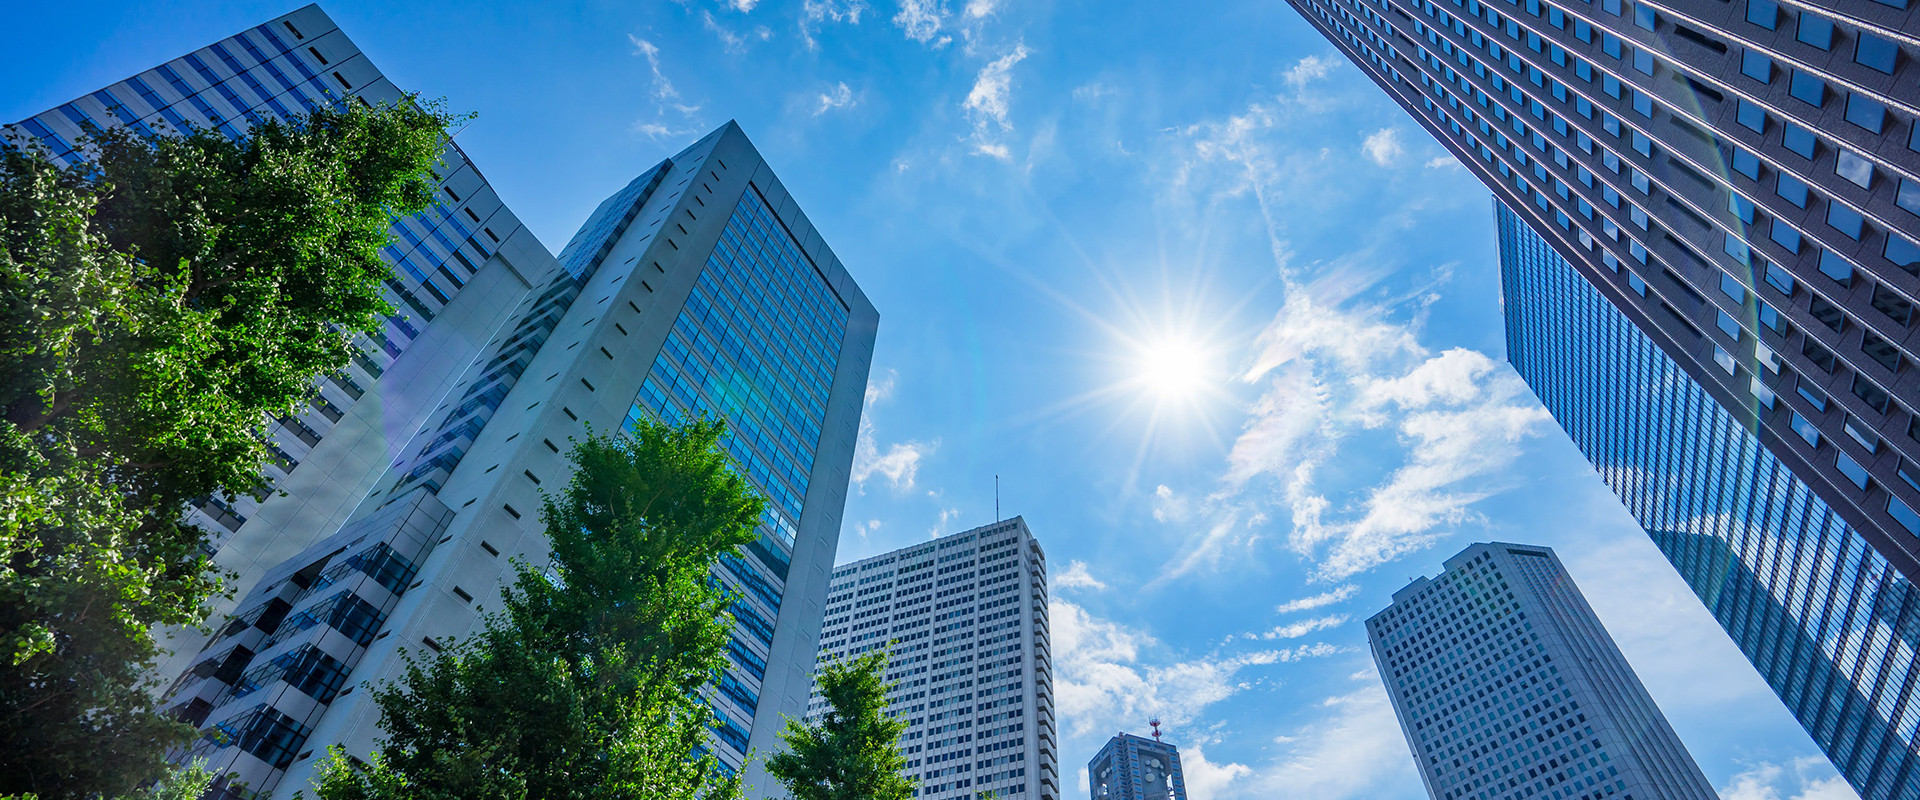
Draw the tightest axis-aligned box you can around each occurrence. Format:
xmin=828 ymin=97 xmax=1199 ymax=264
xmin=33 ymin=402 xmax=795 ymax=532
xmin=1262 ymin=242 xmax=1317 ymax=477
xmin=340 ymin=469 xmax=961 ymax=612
xmin=1232 ymin=677 xmax=1420 ymax=800
xmin=815 ymin=81 xmax=856 ymax=115
xmin=1182 ymin=746 xmax=1253 ymax=800
xmin=964 ymin=0 xmax=1002 ymax=17
xmin=702 ymin=11 xmax=773 ymax=53
xmin=1052 ymin=598 xmax=1282 ymax=739
xmin=1720 ymin=758 xmax=1861 ymax=800
xmin=1256 ymin=614 xmax=1347 ymax=640
xmin=725 ymin=0 xmax=759 ymax=9
xmin=1361 ymin=127 xmax=1403 ymax=167
xmin=1274 ymin=584 xmax=1358 ymax=614
xmin=964 ymin=42 xmax=1031 ymax=159
xmin=628 ymin=35 xmax=701 ymax=133
xmin=852 ymin=425 xmax=935 ymax=492
xmin=1284 ymin=55 xmax=1336 ymax=89
xmin=1426 ymin=155 xmax=1461 ymax=169
xmin=1072 ymin=81 xmax=1115 ymax=102
xmin=1152 ymin=484 xmax=1190 ymax=523
xmin=853 ymin=518 xmax=881 ymax=540
xmin=1056 ymin=560 xmax=1108 ymax=591
xmin=801 ymin=0 xmax=867 ymax=48
xmin=851 ymin=367 xmax=934 ymax=492
xmin=894 ymin=0 xmax=951 ymax=44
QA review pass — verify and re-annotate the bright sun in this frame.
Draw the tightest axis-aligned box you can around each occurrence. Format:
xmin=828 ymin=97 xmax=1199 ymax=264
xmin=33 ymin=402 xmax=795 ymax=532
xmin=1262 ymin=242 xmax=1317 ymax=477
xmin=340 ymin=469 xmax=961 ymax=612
xmin=1137 ymin=339 xmax=1209 ymax=399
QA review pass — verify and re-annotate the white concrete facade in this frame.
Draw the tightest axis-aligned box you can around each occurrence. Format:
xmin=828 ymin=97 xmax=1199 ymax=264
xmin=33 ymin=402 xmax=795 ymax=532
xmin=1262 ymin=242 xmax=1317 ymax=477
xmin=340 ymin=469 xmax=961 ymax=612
xmin=815 ymin=518 xmax=1060 ymax=800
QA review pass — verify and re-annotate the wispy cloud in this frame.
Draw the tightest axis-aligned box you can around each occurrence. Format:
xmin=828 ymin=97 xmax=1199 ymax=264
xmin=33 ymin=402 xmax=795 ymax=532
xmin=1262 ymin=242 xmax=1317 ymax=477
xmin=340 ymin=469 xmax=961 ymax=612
xmin=1284 ymin=54 xmax=1337 ymax=89
xmin=1056 ymin=560 xmax=1108 ymax=591
xmin=701 ymin=11 xmax=773 ymax=53
xmin=963 ymin=0 xmax=1003 ymax=18
xmin=1275 ymin=584 xmax=1358 ymax=614
xmin=894 ymin=0 xmax=951 ymax=45
xmin=815 ymin=81 xmax=856 ymax=115
xmin=1230 ymin=675 xmax=1421 ymax=799
xmin=628 ymin=35 xmax=701 ymax=136
xmin=801 ymin=0 xmax=867 ymax=48
xmin=851 ymin=367 xmax=936 ymax=492
xmin=964 ymin=42 xmax=1032 ymax=159
xmin=1053 ymin=598 xmax=1287 ymax=739
xmin=1361 ymin=127 xmax=1403 ymax=167
xmin=1720 ymin=758 xmax=1861 ymax=800
xmin=1255 ymin=614 xmax=1347 ymax=640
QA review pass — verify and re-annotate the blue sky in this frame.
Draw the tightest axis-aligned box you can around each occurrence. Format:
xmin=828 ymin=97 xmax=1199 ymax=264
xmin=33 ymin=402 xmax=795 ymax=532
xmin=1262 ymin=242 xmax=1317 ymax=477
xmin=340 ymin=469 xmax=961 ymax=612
xmin=0 ymin=2 xmax=1865 ymax=798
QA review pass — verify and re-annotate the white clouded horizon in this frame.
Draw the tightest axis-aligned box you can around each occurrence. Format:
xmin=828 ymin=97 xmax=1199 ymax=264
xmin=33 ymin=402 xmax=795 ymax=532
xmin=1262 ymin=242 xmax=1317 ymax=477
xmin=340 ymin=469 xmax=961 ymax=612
xmin=1720 ymin=758 xmax=1860 ymax=800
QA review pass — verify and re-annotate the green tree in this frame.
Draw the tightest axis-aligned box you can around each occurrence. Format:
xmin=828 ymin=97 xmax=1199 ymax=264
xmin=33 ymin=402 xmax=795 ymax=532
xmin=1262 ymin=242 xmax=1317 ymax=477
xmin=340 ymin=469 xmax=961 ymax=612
xmin=313 ymin=419 xmax=761 ymax=800
xmin=0 ymin=100 xmax=454 ymax=799
xmin=767 ymin=649 xmax=915 ymax=800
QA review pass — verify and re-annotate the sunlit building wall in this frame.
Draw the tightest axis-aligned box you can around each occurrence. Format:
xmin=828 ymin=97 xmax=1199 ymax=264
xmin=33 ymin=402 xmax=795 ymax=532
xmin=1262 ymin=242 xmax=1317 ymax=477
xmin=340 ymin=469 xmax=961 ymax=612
xmin=1501 ymin=202 xmax=1920 ymax=800
xmin=145 ymin=106 xmax=876 ymax=800
xmin=1369 ymin=540 xmax=1718 ymax=800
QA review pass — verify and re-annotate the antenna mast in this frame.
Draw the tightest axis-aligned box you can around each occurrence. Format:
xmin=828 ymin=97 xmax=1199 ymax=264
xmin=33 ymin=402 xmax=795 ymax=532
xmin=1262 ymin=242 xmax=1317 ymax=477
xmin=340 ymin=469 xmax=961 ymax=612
xmin=1150 ymin=718 xmax=1163 ymax=744
xmin=995 ymin=474 xmax=1000 ymax=521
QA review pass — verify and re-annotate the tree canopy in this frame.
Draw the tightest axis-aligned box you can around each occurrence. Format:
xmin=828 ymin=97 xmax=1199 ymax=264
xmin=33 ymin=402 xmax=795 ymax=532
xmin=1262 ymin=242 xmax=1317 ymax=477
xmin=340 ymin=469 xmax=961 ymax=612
xmin=768 ymin=649 xmax=916 ymax=800
xmin=0 ymin=100 xmax=453 ymax=799
xmin=314 ymin=419 xmax=762 ymax=800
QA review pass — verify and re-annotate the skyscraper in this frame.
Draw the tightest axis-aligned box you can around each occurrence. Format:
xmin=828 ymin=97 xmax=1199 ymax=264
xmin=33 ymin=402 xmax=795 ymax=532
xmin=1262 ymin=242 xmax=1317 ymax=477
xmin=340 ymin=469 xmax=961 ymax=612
xmin=813 ymin=518 xmax=1059 ymax=800
xmin=1368 ymin=542 xmax=1717 ymax=800
xmin=1283 ymin=0 xmax=1920 ymax=581
xmin=133 ymin=37 xmax=878 ymax=798
xmin=4 ymin=5 xmax=555 ymax=680
xmin=1088 ymin=731 xmax=1188 ymax=800
xmin=1500 ymin=201 xmax=1920 ymax=800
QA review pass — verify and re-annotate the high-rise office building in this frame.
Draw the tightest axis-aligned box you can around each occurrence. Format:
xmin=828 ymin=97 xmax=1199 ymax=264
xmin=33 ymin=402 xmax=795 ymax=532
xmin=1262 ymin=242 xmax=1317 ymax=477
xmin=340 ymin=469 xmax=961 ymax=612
xmin=96 ymin=16 xmax=877 ymax=795
xmin=1368 ymin=542 xmax=1717 ymax=800
xmin=813 ymin=518 xmax=1058 ymax=800
xmin=1501 ymin=202 xmax=1920 ymax=800
xmin=1284 ymin=0 xmax=1920 ymax=587
xmin=4 ymin=5 xmax=554 ymax=680
xmin=1088 ymin=731 xmax=1188 ymax=800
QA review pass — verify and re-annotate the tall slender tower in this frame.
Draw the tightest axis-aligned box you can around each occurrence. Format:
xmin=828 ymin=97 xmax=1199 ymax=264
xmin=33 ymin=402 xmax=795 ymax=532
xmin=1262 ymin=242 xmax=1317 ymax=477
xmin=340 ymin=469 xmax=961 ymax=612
xmin=1287 ymin=0 xmax=1920 ymax=794
xmin=154 ymin=114 xmax=877 ymax=798
xmin=1501 ymin=202 xmax=1920 ymax=800
xmin=4 ymin=4 xmax=556 ymax=678
xmin=1368 ymin=542 xmax=1717 ymax=800
xmin=812 ymin=518 xmax=1059 ymax=800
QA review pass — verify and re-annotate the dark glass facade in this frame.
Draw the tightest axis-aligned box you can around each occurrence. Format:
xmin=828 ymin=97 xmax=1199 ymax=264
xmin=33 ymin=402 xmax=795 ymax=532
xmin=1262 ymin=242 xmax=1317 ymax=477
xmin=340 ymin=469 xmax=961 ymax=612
xmin=1502 ymin=201 xmax=1920 ymax=800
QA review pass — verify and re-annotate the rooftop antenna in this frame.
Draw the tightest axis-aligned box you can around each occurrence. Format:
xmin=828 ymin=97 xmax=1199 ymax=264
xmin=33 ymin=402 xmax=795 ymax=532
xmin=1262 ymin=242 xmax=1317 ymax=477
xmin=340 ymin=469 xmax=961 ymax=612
xmin=995 ymin=475 xmax=1000 ymax=522
xmin=1150 ymin=718 xmax=1163 ymax=744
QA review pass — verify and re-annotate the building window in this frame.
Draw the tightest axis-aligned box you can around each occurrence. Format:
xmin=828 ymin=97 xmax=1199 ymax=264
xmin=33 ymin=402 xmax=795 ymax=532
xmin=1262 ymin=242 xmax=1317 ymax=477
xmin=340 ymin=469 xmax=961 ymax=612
xmin=1770 ymin=219 xmax=1802 ymax=253
xmin=1783 ymin=122 xmax=1817 ymax=159
xmin=1732 ymin=147 xmax=1761 ymax=179
xmin=1856 ymin=32 xmax=1898 ymax=74
xmin=1819 ymin=250 xmax=1857 ymax=285
xmin=1745 ymin=0 xmax=1778 ymax=28
xmin=1736 ymin=100 xmax=1767 ymax=133
xmin=1731 ymin=193 xmax=1757 ymax=223
xmin=1717 ymin=309 xmax=1744 ymax=340
xmin=1889 ymin=496 xmax=1920 ymax=536
xmin=1835 ymin=148 xmax=1874 ymax=189
xmin=1853 ymin=374 xmax=1892 ymax=413
xmin=1776 ymin=173 xmax=1810 ymax=207
xmin=1827 ymin=202 xmax=1865 ymax=239
xmin=1887 ymin=233 xmax=1920 ymax=276
xmin=1789 ymin=71 xmax=1825 ymax=106
xmin=1790 ymin=411 xmax=1821 ymax=446
xmin=1795 ymin=14 xmax=1834 ymax=49
xmin=1898 ymin=177 xmax=1920 ymax=218
xmin=1633 ymin=4 xmax=1657 ymax=29
xmin=1845 ymin=93 xmax=1886 ymax=133
xmin=1765 ymin=262 xmax=1796 ymax=295
xmin=1740 ymin=50 xmax=1773 ymax=82
xmin=1837 ymin=451 xmax=1871 ymax=489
